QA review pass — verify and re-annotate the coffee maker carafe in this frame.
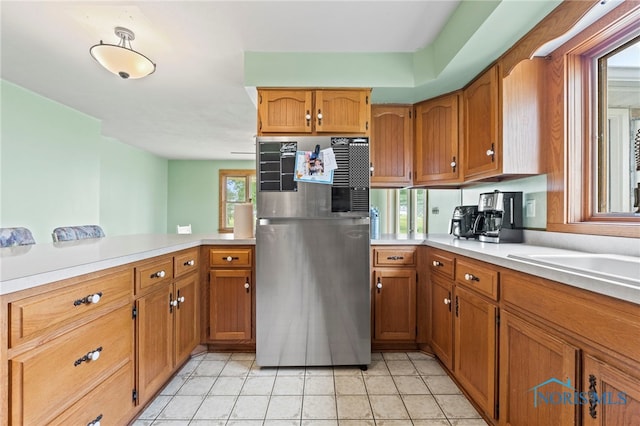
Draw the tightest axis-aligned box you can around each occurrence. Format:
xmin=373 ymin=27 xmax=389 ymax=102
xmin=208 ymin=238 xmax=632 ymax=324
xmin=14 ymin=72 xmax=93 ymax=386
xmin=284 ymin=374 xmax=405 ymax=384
xmin=473 ymin=190 xmax=523 ymax=243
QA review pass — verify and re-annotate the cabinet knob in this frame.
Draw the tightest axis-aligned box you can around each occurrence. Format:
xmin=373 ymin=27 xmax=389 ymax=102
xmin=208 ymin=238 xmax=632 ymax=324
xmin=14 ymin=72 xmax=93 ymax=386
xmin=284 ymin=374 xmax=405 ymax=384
xmin=171 ymin=299 xmax=178 ymax=307
xmin=88 ymin=293 xmax=101 ymax=304
xmin=74 ymin=292 xmax=103 ymax=306
xmin=184 ymin=259 xmax=195 ymax=266
xmin=317 ymin=112 xmax=323 ymax=120
xmin=444 ymin=297 xmax=451 ymax=305
xmin=226 ymin=256 xmax=233 ymax=262
xmin=305 ymin=111 xmax=311 ymax=125
xmin=376 ymin=282 xmax=382 ymax=289
xmin=450 ymin=160 xmax=456 ymax=168
xmin=486 ymin=149 xmax=494 ymax=156
xmin=486 ymin=143 xmax=495 ymax=162
xmin=74 ymin=346 xmax=102 ymax=366
xmin=432 ymin=260 xmax=442 ymax=267
xmin=464 ymin=273 xmax=479 ymax=281
xmin=244 ymin=282 xmax=250 ymax=289
xmin=178 ymin=296 xmax=185 ymax=303
xmin=151 ymin=270 xmax=166 ymax=278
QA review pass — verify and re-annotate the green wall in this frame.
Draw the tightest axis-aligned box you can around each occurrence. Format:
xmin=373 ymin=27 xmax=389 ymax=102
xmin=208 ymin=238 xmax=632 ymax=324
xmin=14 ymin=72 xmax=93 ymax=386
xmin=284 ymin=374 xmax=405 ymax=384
xmin=167 ymin=159 xmax=254 ymax=234
xmin=1 ymin=80 xmax=168 ymax=243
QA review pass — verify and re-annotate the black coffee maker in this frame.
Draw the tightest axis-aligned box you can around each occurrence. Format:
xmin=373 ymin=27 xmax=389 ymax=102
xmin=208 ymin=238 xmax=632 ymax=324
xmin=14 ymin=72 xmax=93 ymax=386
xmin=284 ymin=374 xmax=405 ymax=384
xmin=472 ymin=190 xmax=523 ymax=243
xmin=448 ymin=205 xmax=479 ymax=239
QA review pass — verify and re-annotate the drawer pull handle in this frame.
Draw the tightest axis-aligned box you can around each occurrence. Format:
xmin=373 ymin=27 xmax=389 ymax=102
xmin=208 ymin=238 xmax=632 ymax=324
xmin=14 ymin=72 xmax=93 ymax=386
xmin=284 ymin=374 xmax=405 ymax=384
xmin=184 ymin=259 xmax=195 ymax=266
xmin=74 ymin=292 xmax=103 ymax=306
xmin=74 ymin=346 xmax=102 ymax=366
xmin=464 ymin=273 xmax=479 ymax=282
xmin=432 ymin=260 xmax=443 ymax=267
xmin=151 ymin=270 xmax=166 ymax=279
xmin=588 ymin=374 xmax=598 ymax=419
xmin=387 ymin=256 xmax=404 ymax=261
xmin=87 ymin=414 xmax=103 ymax=426
xmin=224 ymin=256 xmax=240 ymax=262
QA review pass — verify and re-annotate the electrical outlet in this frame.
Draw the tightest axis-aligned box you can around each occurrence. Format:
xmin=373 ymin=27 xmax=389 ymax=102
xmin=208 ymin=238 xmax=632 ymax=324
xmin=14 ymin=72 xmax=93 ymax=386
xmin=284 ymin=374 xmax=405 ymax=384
xmin=525 ymin=199 xmax=536 ymax=217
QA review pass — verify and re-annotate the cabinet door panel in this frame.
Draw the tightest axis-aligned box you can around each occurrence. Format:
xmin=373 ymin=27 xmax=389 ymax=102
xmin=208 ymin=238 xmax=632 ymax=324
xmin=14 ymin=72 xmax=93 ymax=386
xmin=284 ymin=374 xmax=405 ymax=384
xmin=258 ymin=90 xmax=313 ymax=134
xmin=430 ymin=275 xmax=453 ymax=370
xmin=499 ymin=311 xmax=578 ymax=426
xmin=210 ymin=269 xmax=252 ymax=340
xmin=315 ymin=90 xmax=369 ymax=133
xmin=583 ymin=355 xmax=640 ymax=426
xmin=373 ymin=269 xmax=416 ymax=341
xmin=137 ymin=284 xmax=173 ymax=404
xmin=414 ymin=94 xmax=461 ymax=184
xmin=175 ymin=274 xmax=199 ymax=366
xmin=454 ymin=285 xmax=497 ymax=418
xmin=463 ymin=65 xmax=500 ymax=179
xmin=370 ymin=105 xmax=412 ymax=186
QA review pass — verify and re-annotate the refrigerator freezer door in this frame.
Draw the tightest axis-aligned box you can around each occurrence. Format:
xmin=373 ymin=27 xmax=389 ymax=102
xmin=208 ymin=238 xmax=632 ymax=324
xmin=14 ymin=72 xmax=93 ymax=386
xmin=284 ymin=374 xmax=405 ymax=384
xmin=256 ymin=218 xmax=371 ymax=367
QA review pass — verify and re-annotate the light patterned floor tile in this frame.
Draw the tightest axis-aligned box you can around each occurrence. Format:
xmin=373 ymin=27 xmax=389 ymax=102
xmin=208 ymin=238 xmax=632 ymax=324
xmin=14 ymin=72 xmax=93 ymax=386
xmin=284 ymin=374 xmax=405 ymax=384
xmin=423 ymin=374 xmax=462 ymax=395
xmin=407 ymin=352 xmax=436 ymax=361
xmin=137 ymin=395 xmax=172 ymax=420
xmin=203 ymin=352 xmax=231 ymax=361
xmin=333 ymin=366 xmax=363 ymax=376
xmin=393 ymin=375 xmax=430 ymax=395
xmin=229 ymin=395 xmax=270 ymax=419
xmin=375 ymin=421 xmax=415 ymax=426
xmin=411 ymin=420 xmax=452 ymax=426
xmin=273 ymin=375 xmax=305 ymax=395
xmin=240 ymin=376 xmax=276 ymax=395
xmin=305 ymin=366 xmax=335 ymax=376
xmin=382 ymin=352 xmax=409 ymax=361
xmin=302 ymin=395 xmax=337 ymax=419
xmin=264 ymin=420 xmax=301 ymax=426
xmin=335 ymin=375 xmax=367 ymax=395
xmin=448 ymin=419 xmax=489 ymax=425
xmin=302 ymin=420 xmax=338 ymax=426
xmin=192 ymin=395 xmax=236 ymax=420
xmin=305 ymin=376 xmax=335 ymax=395
xmin=231 ymin=352 xmax=256 ymax=360
xmin=361 ymin=360 xmax=390 ymax=376
xmin=156 ymin=395 xmax=204 ymax=420
xmin=193 ymin=360 xmax=226 ymax=376
xmin=369 ymin=395 xmax=410 ymax=420
xmin=266 ymin=395 xmax=303 ymax=419
xmin=412 ymin=360 xmax=447 ymax=376
xmin=385 ymin=360 xmax=418 ymax=376
xmin=220 ymin=360 xmax=253 ymax=377
xmin=434 ymin=394 xmax=482 ymax=419
xmin=364 ymin=375 xmax=398 ymax=395
xmin=339 ymin=420 xmax=375 ymax=426
xmin=402 ymin=394 xmax=447 ymax=419
xmin=160 ymin=375 xmax=187 ymax=395
xmin=209 ymin=376 xmax=245 ymax=396
xmin=336 ymin=395 xmax=373 ymax=419
xmin=175 ymin=376 xmax=214 ymax=395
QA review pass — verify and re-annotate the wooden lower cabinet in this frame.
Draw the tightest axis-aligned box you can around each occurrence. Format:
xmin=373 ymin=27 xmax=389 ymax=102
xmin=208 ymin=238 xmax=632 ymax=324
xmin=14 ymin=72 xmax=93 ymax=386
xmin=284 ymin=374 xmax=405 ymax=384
xmin=373 ymin=268 xmax=417 ymax=341
xmin=499 ymin=310 xmax=579 ymax=425
xmin=209 ymin=269 xmax=253 ymax=341
xmin=582 ymin=355 xmax=640 ymax=426
xmin=137 ymin=272 xmax=199 ymax=405
xmin=136 ymin=283 xmax=174 ymax=404
xmin=430 ymin=274 xmax=453 ymax=370
xmin=454 ymin=285 xmax=497 ymax=419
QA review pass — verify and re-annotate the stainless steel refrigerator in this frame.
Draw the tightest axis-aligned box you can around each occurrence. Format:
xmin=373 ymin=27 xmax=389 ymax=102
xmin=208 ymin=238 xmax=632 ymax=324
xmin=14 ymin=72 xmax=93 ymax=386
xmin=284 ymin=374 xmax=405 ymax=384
xmin=255 ymin=136 xmax=371 ymax=368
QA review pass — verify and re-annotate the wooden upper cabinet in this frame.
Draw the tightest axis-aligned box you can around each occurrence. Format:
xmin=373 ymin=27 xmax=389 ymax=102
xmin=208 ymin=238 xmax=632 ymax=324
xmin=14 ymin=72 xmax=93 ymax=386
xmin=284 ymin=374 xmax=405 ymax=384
xmin=463 ymin=60 xmax=544 ymax=181
xmin=258 ymin=90 xmax=313 ymax=134
xmin=370 ymin=105 xmax=413 ymax=187
xmin=463 ymin=65 xmax=500 ymax=180
xmin=257 ymin=88 xmax=371 ymax=135
xmin=414 ymin=92 xmax=462 ymax=185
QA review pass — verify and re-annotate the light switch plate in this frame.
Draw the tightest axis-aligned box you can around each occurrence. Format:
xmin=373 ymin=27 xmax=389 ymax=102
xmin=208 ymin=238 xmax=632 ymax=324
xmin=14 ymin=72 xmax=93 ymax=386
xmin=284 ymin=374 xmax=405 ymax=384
xmin=525 ymin=199 xmax=536 ymax=217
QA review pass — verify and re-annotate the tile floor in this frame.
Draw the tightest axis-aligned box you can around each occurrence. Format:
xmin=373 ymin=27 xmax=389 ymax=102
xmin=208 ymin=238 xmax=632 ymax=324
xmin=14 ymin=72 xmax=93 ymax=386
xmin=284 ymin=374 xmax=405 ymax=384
xmin=131 ymin=352 xmax=488 ymax=426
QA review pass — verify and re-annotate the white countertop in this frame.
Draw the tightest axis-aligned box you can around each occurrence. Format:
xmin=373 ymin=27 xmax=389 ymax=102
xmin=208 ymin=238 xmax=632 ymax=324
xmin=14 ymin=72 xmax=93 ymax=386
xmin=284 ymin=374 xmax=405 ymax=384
xmin=0 ymin=233 xmax=255 ymax=295
xmin=2 ymin=232 xmax=638 ymax=305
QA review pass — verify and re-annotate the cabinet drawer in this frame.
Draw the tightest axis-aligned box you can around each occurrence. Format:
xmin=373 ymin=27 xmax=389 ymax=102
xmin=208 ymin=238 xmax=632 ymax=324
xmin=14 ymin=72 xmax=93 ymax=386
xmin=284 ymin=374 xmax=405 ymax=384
xmin=455 ymin=258 xmax=498 ymax=301
xmin=373 ymin=247 xmax=417 ymax=267
xmin=9 ymin=268 xmax=132 ymax=348
xmin=135 ymin=256 xmax=174 ymax=295
xmin=49 ymin=360 xmax=134 ymax=426
xmin=10 ymin=304 xmax=133 ymax=425
xmin=174 ymin=248 xmax=200 ymax=278
xmin=427 ymin=250 xmax=455 ymax=279
xmin=210 ymin=248 xmax=252 ymax=267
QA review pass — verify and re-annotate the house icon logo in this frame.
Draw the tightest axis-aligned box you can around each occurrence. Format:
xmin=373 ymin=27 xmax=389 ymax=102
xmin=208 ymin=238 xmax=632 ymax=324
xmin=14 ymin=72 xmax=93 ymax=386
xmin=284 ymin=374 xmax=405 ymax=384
xmin=529 ymin=377 xmax=575 ymax=408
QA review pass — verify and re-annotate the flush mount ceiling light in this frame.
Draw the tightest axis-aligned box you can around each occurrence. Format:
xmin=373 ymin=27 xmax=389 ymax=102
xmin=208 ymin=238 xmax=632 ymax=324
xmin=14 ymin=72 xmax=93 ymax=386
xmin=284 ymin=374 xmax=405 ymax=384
xmin=90 ymin=26 xmax=156 ymax=79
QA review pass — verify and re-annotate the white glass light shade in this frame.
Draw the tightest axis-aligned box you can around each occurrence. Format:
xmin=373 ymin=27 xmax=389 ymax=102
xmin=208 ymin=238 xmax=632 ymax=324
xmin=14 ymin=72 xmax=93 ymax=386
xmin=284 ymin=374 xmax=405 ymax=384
xmin=90 ymin=42 xmax=156 ymax=79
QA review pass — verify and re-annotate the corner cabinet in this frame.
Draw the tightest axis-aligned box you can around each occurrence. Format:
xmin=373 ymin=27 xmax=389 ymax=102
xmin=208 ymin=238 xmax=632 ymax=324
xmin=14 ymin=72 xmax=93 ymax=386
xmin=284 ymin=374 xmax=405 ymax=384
xmin=462 ymin=59 xmax=544 ymax=181
xmin=370 ymin=105 xmax=413 ymax=187
xmin=206 ymin=246 xmax=255 ymax=346
xmin=371 ymin=246 xmax=418 ymax=348
xmin=414 ymin=92 xmax=463 ymax=185
xmin=257 ymin=88 xmax=371 ymax=135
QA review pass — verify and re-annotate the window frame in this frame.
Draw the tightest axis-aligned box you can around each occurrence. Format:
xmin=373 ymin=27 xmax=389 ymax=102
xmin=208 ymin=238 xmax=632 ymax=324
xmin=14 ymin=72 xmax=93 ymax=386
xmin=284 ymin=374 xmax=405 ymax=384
xmin=548 ymin=2 xmax=640 ymax=237
xmin=218 ymin=169 xmax=256 ymax=233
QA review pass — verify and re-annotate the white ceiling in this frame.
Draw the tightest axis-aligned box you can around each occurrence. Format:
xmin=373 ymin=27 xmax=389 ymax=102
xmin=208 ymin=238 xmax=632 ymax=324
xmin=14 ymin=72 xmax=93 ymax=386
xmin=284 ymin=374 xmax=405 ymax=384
xmin=2 ymin=1 xmax=557 ymax=161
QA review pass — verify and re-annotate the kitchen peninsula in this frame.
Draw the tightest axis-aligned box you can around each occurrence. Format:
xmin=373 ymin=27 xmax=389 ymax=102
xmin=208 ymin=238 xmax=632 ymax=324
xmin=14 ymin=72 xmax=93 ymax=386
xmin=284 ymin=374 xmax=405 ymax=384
xmin=2 ymin=233 xmax=639 ymax=425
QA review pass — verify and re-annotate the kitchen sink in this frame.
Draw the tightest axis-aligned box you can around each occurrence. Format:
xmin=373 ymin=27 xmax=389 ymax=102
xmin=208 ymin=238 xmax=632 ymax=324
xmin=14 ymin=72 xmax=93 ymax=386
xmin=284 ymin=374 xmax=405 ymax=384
xmin=507 ymin=253 xmax=640 ymax=287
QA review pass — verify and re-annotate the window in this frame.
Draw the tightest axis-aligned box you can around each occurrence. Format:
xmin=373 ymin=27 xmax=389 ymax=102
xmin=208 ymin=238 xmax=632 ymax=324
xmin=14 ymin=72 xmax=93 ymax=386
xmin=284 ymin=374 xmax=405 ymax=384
xmin=371 ymin=188 xmax=427 ymax=234
xmin=596 ymin=36 xmax=640 ymax=214
xmin=548 ymin=2 xmax=640 ymax=237
xmin=219 ymin=169 xmax=256 ymax=233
